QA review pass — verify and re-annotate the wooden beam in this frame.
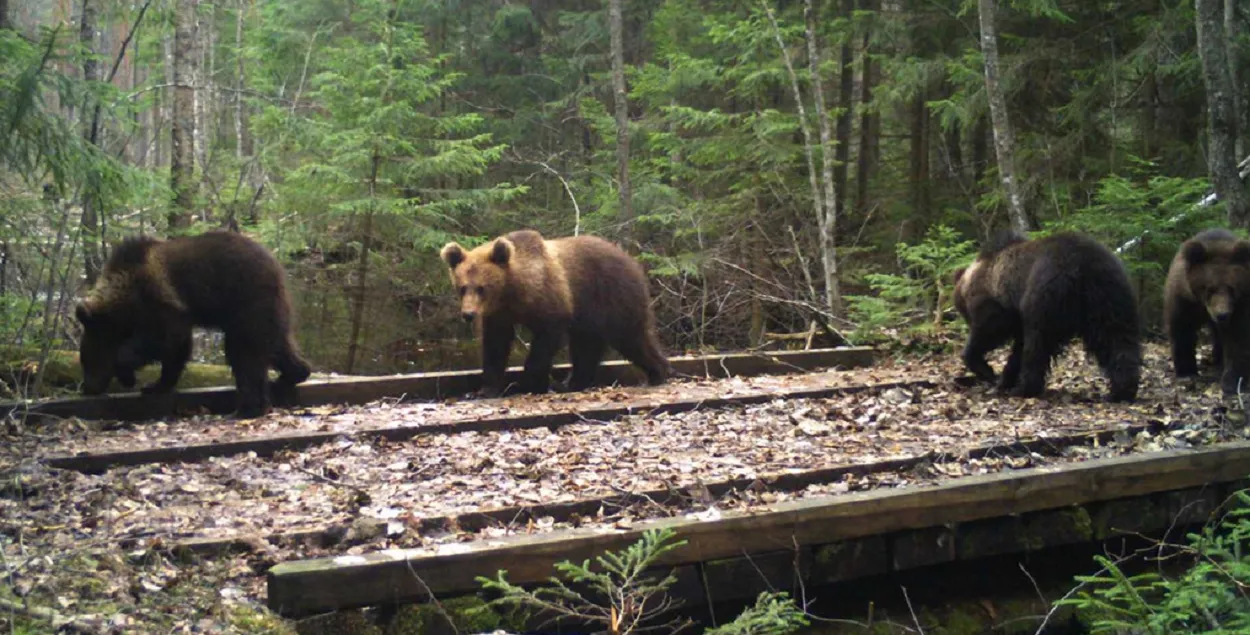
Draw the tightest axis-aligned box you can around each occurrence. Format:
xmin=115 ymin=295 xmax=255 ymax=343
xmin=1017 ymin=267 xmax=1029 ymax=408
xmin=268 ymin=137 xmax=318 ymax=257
xmin=162 ymin=419 xmax=1159 ymax=559
xmin=2 ymin=347 xmax=874 ymax=423
xmin=266 ymin=441 xmax=1250 ymax=618
xmin=48 ymin=375 xmax=919 ymax=475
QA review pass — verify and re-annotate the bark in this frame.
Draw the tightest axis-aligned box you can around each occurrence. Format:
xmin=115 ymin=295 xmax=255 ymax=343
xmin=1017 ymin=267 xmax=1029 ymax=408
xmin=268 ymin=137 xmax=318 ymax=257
xmin=345 ymin=152 xmax=380 ymax=374
xmin=833 ymin=0 xmax=854 ymax=237
xmin=170 ymin=0 xmax=196 ymax=228
xmin=909 ymin=84 xmax=931 ymax=227
xmin=79 ymin=0 xmax=102 ymax=285
xmin=803 ymin=0 xmax=842 ymax=316
xmin=1197 ymin=0 xmax=1250 ymax=228
xmin=854 ymin=0 xmax=879 ymax=223
xmin=1228 ymin=0 xmax=1247 ymax=159
xmin=608 ymin=0 xmax=632 ymax=224
xmin=977 ymin=0 xmax=1030 ymax=233
xmin=193 ymin=0 xmax=209 ymax=176
xmin=235 ymin=0 xmax=246 ymax=162
xmin=972 ymin=114 xmax=988 ymax=182
xmin=0 ymin=0 xmax=10 ymax=30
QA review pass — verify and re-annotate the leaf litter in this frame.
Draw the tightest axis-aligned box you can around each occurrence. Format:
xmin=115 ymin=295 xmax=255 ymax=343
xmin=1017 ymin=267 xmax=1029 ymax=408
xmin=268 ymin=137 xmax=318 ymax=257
xmin=0 ymin=343 xmax=1245 ymax=633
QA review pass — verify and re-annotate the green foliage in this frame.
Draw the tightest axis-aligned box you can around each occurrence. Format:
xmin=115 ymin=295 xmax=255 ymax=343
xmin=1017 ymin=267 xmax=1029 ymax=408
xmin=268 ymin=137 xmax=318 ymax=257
xmin=704 ymin=591 xmax=809 ymax=635
xmin=1059 ymin=490 xmax=1250 ymax=633
xmin=846 ymin=224 xmax=976 ymax=344
xmin=478 ymin=527 xmax=808 ymax=634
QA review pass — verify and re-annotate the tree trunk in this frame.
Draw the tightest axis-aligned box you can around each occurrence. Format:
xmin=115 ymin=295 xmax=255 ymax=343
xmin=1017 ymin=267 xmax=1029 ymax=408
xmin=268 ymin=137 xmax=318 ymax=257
xmin=977 ymin=0 xmax=1029 ymax=233
xmin=170 ymin=0 xmax=196 ymax=228
xmin=0 ymin=0 xmax=10 ymax=30
xmin=608 ymin=0 xmax=632 ymax=225
xmin=235 ymin=0 xmax=246 ymax=163
xmin=803 ymin=0 xmax=842 ymax=316
xmin=833 ymin=0 xmax=854 ymax=239
xmin=345 ymin=152 xmax=380 ymax=375
xmin=854 ymin=0 xmax=879 ymax=224
xmin=1197 ymin=0 xmax=1250 ymax=227
xmin=193 ymin=0 xmax=209 ymax=179
xmin=972 ymin=114 xmax=988 ymax=183
xmin=79 ymin=0 xmax=102 ymax=285
xmin=909 ymin=84 xmax=931 ymax=229
xmin=1227 ymin=0 xmax=1247 ymax=159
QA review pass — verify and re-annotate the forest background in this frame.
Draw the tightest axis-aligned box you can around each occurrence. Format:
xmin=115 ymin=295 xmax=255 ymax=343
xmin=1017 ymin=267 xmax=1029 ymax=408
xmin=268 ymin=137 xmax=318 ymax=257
xmin=1 ymin=0 xmax=1247 ymax=397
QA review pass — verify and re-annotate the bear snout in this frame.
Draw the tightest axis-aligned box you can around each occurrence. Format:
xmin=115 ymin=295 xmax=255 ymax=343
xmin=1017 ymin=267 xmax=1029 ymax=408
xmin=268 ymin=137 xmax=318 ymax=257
xmin=461 ymin=310 xmax=478 ymax=323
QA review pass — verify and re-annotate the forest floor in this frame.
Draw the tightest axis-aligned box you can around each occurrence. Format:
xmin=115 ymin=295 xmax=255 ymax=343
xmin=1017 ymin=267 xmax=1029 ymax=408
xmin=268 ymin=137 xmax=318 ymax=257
xmin=0 ymin=342 xmax=1244 ymax=633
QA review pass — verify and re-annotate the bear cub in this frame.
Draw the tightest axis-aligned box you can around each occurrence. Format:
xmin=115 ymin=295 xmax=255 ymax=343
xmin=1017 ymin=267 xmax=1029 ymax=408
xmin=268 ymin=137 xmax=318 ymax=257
xmin=440 ymin=229 xmax=670 ymax=396
xmin=1163 ymin=228 xmax=1250 ymax=394
xmin=76 ymin=231 xmax=312 ymax=418
xmin=952 ymin=230 xmax=1141 ymax=401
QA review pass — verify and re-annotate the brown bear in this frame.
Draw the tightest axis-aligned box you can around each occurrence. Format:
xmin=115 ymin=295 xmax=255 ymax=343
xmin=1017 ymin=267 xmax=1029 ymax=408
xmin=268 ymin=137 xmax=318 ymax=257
xmin=75 ymin=231 xmax=312 ymax=417
xmin=439 ymin=229 xmax=670 ymax=396
xmin=1163 ymin=228 xmax=1250 ymax=394
xmin=952 ymin=230 xmax=1141 ymax=401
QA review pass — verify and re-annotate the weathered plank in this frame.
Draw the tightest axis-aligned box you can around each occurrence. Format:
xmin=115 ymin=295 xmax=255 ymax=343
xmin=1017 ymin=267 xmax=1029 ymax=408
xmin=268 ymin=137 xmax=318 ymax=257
xmin=48 ymin=367 xmax=904 ymax=475
xmin=164 ymin=419 xmax=1160 ymax=558
xmin=266 ymin=441 xmax=1250 ymax=618
xmin=1 ymin=347 xmax=874 ymax=423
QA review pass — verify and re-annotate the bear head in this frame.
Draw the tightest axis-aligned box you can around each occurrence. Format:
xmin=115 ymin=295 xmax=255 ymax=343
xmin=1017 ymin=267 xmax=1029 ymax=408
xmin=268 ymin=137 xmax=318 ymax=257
xmin=440 ymin=237 xmax=516 ymax=323
xmin=950 ymin=260 xmax=983 ymax=322
xmin=1181 ymin=238 xmax=1250 ymax=325
xmin=74 ymin=277 xmax=148 ymax=395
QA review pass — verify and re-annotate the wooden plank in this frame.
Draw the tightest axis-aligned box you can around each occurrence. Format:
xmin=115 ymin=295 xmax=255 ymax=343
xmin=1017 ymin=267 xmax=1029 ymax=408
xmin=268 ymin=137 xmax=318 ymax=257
xmin=1 ymin=347 xmax=874 ymax=423
xmin=266 ymin=441 xmax=1250 ymax=618
xmin=48 ymin=372 xmax=911 ymax=475
xmin=167 ymin=418 xmax=1154 ymax=558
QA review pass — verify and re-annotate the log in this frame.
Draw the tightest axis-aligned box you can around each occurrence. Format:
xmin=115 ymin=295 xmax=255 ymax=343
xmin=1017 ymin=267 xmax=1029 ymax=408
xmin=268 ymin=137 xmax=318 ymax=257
xmin=266 ymin=440 xmax=1250 ymax=618
xmin=2 ymin=347 xmax=874 ymax=423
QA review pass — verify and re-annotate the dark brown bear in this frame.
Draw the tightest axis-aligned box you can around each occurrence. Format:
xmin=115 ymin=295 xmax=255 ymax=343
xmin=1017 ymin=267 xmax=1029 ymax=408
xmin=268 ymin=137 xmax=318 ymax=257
xmin=439 ymin=229 xmax=670 ymax=396
xmin=1163 ymin=228 xmax=1250 ymax=394
xmin=75 ymin=231 xmax=312 ymax=417
xmin=952 ymin=231 xmax=1141 ymax=401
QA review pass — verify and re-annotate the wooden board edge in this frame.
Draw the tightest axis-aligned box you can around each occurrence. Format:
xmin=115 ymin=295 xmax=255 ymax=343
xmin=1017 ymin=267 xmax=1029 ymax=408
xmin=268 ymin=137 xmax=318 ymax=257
xmin=3 ymin=347 xmax=875 ymax=423
xmin=265 ymin=441 xmax=1250 ymax=617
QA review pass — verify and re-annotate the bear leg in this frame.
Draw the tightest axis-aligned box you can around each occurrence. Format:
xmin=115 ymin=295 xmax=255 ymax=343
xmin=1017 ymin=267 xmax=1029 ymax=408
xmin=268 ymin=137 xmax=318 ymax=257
xmin=1167 ymin=313 xmax=1203 ymax=378
xmin=616 ymin=330 xmax=670 ymax=387
xmin=961 ymin=324 xmax=1007 ymax=382
xmin=1209 ymin=322 xmax=1225 ymax=370
xmin=1085 ymin=335 xmax=1141 ymax=402
xmin=997 ymin=339 xmax=1024 ymax=391
xmin=478 ymin=317 xmax=516 ymax=397
xmin=1009 ymin=326 xmax=1057 ymax=398
xmin=567 ymin=331 xmax=606 ymax=392
xmin=520 ymin=328 xmax=564 ymax=394
xmin=142 ymin=324 xmax=192 ymax=395
xmin=225 ymin=337 xmax=271 ymax=418
xmin=273 ymin=336 xmax=312 ymax=386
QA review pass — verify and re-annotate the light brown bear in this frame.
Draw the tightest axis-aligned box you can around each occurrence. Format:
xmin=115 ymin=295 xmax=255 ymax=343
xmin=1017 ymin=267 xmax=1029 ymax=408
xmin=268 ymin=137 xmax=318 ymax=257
xmin=1163 ymin=228 xmax=1250 ymax=394
xmin=440 ymin=229 xmax=670 ymax=396
xmin=76 ymin=231 xmax=311 ymax=418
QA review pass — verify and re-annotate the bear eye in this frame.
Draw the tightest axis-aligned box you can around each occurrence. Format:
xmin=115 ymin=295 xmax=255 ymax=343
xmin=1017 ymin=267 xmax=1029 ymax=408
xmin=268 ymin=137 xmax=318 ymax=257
xmin=458 ymin=285 xmax=467 ymax=297
xmin=475 ymin=285 xmax=485 ymax=295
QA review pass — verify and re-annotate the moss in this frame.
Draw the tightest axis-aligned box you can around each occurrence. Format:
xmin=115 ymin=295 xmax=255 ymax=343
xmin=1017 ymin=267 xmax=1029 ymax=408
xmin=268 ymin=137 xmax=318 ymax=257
xmin=385 ymin=595 xmax=516 ymax=635
xmin=227 ymin=604 xmax=298 ymax=635
xmin=1 ymin=347 xmax=254 ymax=397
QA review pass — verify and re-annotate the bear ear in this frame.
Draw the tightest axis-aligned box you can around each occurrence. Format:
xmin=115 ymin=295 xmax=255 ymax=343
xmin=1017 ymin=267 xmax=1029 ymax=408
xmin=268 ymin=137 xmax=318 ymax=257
xmin=1182 ymin=240 xmax=1208 ymax=265
xmin=490 ymin=238 xmax=514 ymax=266
xmin=440 ymin=243 xmax=465 ymax=269
xmin=1233 ymin=241 xmax=1250 ymax=265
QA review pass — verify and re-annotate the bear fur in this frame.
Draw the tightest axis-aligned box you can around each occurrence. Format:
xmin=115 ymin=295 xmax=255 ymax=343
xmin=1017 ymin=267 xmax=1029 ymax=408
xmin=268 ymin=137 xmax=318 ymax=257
xmin=1163 ymin=228 xmax=1250 ymax=394
xmin=439 ymin=229 xmax=670 ymax=396
xmin=75 ymin=231 xmax=311 ymax=417
xmin=952 ymin=230 xmax=1141 ymax=401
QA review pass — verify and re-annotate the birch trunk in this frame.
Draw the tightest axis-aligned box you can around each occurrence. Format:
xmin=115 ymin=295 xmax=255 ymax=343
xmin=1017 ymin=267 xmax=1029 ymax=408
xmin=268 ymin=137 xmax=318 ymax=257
xmin=977 ymin=0 xmax=1029 ymax=233
xmin=608 ymin=0 xmax=632 ymax=224
xmin=170 ymin=0 xmax=196 ymax=228
xmin=1197 ymin=0 xmax=1250 ymax=227
xmin=803 ymin=0 xmax=842 ymax=316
